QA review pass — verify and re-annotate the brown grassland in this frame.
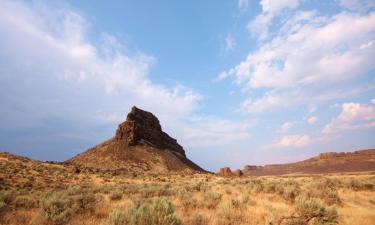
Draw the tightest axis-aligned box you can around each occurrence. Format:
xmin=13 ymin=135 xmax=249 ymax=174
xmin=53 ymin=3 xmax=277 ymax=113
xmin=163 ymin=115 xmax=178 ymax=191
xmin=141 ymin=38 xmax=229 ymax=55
xmin=0 ymin=152 xmax=375 ymax=225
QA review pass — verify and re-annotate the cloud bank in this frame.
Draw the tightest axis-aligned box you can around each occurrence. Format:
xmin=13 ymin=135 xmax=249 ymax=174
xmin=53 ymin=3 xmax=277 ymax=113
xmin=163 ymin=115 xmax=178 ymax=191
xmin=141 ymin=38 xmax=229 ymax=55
xmin=0 ymin=1 xmax=249 ymax=160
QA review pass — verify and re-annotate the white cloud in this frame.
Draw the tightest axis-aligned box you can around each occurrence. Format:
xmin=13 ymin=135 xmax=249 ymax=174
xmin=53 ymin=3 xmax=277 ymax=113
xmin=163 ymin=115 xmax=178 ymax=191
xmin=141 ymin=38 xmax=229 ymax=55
xmin=280 ymin=122 xmax=294 ymax=133
xmin=238 ymin=0 xmax=249 ymax=10
xmin=307 ymin=116 xmax=318 ymax=125
xmin=247 ymin=0 xmax=301 ymax=40
xmin=339 ymin=0 xmax=375 ymax=12
xmin=0 ymin=0 xmax=249 ymax=150
xmin=178 ymin=116 xmax=250 ymax=148
xmin=222 ymin=4 xmax=375 ymax=113
xmin=225 ymin=34 xmax=236 ymax=51
xmin=323 ymin=99 xmax=375 ymax=134
xmin=260 ymin=0 xmax=300 ymax=14
xmin=263 ymin=134 xmax=311 ymax=150
xmin=247 ymin=13 xmax=273 ymax=40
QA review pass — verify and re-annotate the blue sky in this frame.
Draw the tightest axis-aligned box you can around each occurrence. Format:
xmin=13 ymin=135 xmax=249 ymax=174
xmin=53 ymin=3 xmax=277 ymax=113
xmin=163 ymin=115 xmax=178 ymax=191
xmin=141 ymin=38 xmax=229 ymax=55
xmin=0 ymin=0 xmax=375 ymax=172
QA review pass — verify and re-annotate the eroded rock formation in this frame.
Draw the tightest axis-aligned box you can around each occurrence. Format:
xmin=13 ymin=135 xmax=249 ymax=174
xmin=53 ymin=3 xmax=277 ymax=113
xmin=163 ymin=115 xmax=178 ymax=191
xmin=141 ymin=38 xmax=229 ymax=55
xmin=115 ymin=106 xmax=185 ymax=157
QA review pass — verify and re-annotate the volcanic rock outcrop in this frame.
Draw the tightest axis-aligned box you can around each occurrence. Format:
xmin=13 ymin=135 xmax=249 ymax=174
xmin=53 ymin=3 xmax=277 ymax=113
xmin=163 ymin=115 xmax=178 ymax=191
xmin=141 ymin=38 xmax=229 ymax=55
xmin=115 ymin=107 xmax=185 ymax=157
xmin=69 ymin=106 xmax=204 ymax=173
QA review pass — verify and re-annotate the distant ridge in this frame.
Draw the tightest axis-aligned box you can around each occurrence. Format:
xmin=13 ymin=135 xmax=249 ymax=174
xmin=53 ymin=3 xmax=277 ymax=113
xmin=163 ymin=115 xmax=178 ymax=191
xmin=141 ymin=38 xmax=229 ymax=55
xmin=218 ymin=149 xmax=375 ymax=176
xmin=68 ymin=106 xmax=205 ymax=174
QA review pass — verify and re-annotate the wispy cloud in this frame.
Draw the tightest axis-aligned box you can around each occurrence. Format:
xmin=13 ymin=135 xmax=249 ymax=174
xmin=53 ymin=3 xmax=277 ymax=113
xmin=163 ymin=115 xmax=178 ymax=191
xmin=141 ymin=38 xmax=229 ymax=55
xmin=238 ymin=0 xmax=249 ymax=10
xmin=225 ymin=34 xmax=236 ymax=51
xmin=219 ymin=2 xmax=375 ymax=114
xmin=0 ymin=0 xmax=249 ymax=155
xmin=307 ymin=116 xmax=318 ymax=125
xmin=262 ymin=134 xmax=311 ymax=150
xmin=247 ymin=0 xmax=301 ymax=40
xmin=323 ymin=99 xmax=375 ymax=134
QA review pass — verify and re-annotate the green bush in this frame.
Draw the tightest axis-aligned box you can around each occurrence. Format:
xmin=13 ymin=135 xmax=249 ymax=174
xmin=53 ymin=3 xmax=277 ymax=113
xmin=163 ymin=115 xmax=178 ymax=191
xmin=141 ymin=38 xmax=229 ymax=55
xmin=0 ymin=200 xmax=6 ymax=212
xmin=283 ymin=196 xmax=339 ymax=225
xmin=105 ymin=197 xmax=181 ymax=225
xmin=106 ymin=208 xmax=130 ymax=225
xmin=38 ymin=189 xmax=97 ymax=225
xmin=39 ymin=192 xmax=72 ymax=225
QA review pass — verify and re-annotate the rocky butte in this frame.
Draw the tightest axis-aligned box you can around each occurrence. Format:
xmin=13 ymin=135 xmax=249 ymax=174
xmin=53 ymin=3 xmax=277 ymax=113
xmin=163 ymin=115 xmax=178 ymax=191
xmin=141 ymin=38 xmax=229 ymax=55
xmin=69 ymin=106 xmax=204 ymax=174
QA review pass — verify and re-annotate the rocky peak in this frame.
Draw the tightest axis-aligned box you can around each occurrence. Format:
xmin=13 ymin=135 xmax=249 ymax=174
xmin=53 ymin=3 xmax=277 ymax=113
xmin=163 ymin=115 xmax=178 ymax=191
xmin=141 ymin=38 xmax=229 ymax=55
xmin=115 ymin=106 xmax=186 ymax=157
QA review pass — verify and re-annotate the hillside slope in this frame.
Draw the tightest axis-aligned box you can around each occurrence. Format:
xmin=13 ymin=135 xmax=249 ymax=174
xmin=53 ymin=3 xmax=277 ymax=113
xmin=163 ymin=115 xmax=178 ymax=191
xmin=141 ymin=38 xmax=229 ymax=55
xmin=68 ymin=106 xmax=204 ymax=174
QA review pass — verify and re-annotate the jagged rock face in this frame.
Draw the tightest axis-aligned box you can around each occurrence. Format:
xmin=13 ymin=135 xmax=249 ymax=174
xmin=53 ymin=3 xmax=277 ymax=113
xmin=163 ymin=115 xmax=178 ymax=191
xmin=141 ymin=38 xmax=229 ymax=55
xmin=115 ymin=106 xmax=185 ymax=157
xmin=218 ymin=167 xmax=232 ymax=176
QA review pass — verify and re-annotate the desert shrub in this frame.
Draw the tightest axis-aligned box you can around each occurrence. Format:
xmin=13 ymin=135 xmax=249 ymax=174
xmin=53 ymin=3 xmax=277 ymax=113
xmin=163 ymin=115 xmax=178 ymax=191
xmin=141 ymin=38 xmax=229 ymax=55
xmin=0 ymin=200 xmax=6 ymax=212
xmin=281 ymin=196 xmax=338 ymax=225
xmin=264 ymin=205 xmax=282 ymax=225
xmin=346 ymin=179 xmax=374 ymax=191
xmin=180 ymin=194 xmax=197 ymax=209
xmin=203 ymin=191 xmax=222 ymax=209
xmin=140 ymin=185 xmax=173 ymax=198
xmin=71 ymin=191 xmax=96 ymax=212
xmin=263 ymin=181 xmax=277 ymax=193
xmin=230 ymin=194 xmax=250 ymax=209
xmin=282 ymin=185 xmax=300 ymax=202
xmin=14 ymin=195 xmax=38 ymax=209
xmin=215 ymin=203 xmax=244 ymax=225
xmin=240 ymin=194 xmax=250 ymax=205
xmin=188 ymin=213 xmax=208 ymax=225
xmin=305 ymin=178 xmax=341 ymax=205
xmin=106 ymin=208 xmax=129 ymax=225
xmin=38 ymin=189 xmax=97 ymax=224
xmin=305 ymin=188 xmax=341 ymax=206
xmin=0 ymin=190 xmax=16 ymax=204
xmin=105 ymin=197 xmax=181 ymax=225
xmin=250 ymin=179 xmax=264 ymax=193
xmin=39 ymin=192 xmax=72 ymax=225
xmin=110 ymin=191 xmax=123 ymax=201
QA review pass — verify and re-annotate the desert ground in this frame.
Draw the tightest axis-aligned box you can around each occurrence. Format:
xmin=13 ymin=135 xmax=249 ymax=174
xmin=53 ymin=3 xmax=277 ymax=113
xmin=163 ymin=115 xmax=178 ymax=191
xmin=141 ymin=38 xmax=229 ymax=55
xmin=1 ymin=152 xmax=374 ymax=225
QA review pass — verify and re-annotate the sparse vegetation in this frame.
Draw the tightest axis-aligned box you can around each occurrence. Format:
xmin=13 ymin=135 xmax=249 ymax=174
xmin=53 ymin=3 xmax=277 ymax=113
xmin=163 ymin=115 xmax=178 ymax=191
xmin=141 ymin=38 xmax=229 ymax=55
xmin=0 ymin=152 xmax=374 ymax=225
xmin=105 ymin=197 xmax=181 ymax=225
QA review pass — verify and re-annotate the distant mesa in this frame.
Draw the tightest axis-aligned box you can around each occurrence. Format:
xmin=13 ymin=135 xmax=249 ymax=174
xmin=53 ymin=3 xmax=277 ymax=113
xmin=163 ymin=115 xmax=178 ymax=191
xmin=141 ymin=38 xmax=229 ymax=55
xmin=217 ymin=167 xmax=243 ymax=177
xmin=218 ymin=149 xmax=375 ymax=176
xmin=68 ymin=106 xmax=205 ymax=174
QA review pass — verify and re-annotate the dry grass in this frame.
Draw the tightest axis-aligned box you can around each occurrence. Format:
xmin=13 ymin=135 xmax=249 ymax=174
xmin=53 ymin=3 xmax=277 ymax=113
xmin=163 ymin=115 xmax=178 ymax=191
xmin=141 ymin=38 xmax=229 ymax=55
xmin=0 ymin=152 xmax=374 ymax=225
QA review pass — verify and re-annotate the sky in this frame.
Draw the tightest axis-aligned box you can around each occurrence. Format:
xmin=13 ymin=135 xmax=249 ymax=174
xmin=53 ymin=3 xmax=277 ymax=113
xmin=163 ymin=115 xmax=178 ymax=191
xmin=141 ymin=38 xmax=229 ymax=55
xmin=0 ymin=0 xmax=375 ymax=172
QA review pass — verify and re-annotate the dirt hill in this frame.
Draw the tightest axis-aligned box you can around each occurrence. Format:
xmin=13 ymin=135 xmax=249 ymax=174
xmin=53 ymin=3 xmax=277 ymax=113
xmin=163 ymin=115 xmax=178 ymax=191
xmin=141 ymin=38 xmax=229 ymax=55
xmin=68 ymin=106 xmax=205 ymax=174
xmin=239 ymin=149 xmax=375 ymax=176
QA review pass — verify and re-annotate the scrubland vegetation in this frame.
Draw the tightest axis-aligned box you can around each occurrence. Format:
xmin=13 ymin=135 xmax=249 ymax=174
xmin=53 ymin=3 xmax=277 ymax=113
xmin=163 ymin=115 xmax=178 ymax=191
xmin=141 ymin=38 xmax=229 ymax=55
xmin=0 ymin=152 xmax=374 ymax=225
xmin=1 ymin=165 xmax=375 ymax=225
